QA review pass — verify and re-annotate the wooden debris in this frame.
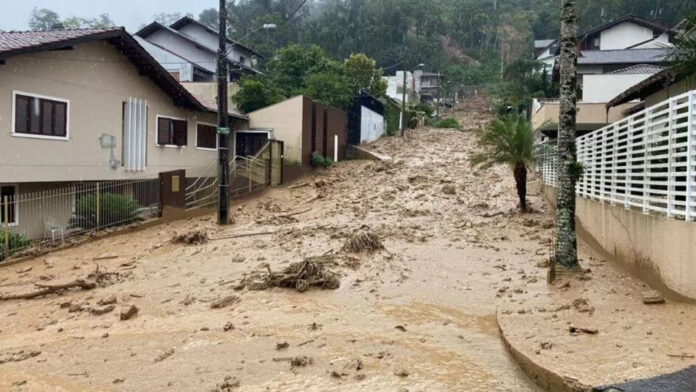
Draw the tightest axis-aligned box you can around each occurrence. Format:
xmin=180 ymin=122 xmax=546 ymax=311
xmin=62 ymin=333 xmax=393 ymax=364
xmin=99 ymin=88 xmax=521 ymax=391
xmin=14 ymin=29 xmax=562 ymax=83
xmin=641 ymin=290 xmax=665 ymax=305
xmin=342 ymin=230 xmax=385 ymax=253
xmin=569 ymin=325 xmax=598 ymax=335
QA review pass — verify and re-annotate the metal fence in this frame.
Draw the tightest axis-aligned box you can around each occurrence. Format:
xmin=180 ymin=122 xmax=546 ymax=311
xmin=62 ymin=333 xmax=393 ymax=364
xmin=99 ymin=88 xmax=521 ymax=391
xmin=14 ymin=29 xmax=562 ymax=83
xmin=538 ymin=89 xmax=696 ymax=221
xmin=185 ymin=140 xmax=283 ymax=210
xmin=1 ymin=178 xmax=160 ymax=261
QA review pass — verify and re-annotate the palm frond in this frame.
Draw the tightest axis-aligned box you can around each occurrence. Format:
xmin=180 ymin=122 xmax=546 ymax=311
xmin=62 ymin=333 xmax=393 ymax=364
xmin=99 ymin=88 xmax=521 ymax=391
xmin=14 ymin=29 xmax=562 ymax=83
xmin=471 ymin=115 xmax=538 ymax=171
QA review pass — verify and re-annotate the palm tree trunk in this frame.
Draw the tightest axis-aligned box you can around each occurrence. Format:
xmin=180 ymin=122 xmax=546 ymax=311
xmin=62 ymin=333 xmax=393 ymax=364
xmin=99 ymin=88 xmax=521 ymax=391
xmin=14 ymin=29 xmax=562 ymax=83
xmin=555 ymin=0 xmax=579 ymax=269
xmin=513 ymin=163 xmax=527 ymax=212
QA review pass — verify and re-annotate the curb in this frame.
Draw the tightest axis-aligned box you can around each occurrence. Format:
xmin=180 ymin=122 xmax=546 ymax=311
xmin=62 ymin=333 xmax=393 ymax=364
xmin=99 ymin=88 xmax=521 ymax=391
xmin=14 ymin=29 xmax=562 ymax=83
xmin=496 ymin=309 xmax=593 ymax=392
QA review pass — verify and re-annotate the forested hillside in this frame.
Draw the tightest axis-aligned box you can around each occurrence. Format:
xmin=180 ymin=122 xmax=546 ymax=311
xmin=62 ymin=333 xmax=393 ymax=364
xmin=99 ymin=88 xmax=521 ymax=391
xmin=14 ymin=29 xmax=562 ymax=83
xmin=212 ymin=0 xmax=694 ymax=85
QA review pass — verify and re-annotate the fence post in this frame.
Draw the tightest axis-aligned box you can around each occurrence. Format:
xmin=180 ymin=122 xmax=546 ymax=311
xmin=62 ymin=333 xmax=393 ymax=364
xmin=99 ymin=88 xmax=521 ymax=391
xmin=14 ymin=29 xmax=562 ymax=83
xmin=642 ymin=108 xmax=652 ymax=214
xmin=667 ymin=97 xmax=675 ymax=218
xmin=96 ymin=182 xmax=101 ymax=229
xmin=687 ymin=91 xmax=695 ymax=222
xmin=3 ymin=196 xmax=9 ymax=260
xmin=626 ymin=117 xmax=633 ymax=209
xmin=248 ymin=162 xmax=252 ymax=192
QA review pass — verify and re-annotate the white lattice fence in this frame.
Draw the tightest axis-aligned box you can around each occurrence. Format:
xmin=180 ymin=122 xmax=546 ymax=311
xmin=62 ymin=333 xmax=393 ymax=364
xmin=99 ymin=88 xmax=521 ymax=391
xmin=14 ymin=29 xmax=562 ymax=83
xmin=539 ymin=90 xmax=696 ymax=221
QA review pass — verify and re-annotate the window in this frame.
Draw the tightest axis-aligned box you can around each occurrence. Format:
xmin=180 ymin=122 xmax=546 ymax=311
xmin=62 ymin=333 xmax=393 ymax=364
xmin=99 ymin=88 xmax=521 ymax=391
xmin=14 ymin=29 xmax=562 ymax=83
xmin=196 ymin=123 xmax=217 ymax=150
xmin=157 ymin=116 xmax=187 ymax=147
xmin=13 ymin=92 xmax=68 ymax=139
xmin=0 ymin=185 xmax=17 ymax=225
xmin=239 ymin=56 xmax=246 ymax=65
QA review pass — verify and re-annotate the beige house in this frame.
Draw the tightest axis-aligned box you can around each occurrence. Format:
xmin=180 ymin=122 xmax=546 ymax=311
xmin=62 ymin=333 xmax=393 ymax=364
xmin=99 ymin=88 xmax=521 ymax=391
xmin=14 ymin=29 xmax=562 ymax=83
xmin=0 ymin=28 xmax=248 ymax=240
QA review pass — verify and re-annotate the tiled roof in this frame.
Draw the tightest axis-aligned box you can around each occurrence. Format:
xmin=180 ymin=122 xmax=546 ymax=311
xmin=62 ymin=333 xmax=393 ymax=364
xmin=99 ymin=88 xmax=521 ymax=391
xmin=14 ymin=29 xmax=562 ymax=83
xmin=609 ymin=64 xmax=666 ymax=75
xmin=0 ymin=29 xmax=246 ymax=119
xmin=578 ymin=48 xmax=671 ymax=65
xmin=0 ymin=29 xmax=119 ymax=54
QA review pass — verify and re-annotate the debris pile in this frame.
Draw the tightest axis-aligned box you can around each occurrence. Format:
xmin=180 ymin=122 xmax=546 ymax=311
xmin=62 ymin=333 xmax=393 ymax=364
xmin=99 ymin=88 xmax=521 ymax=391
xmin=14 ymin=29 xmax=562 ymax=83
xmin=247 ymin=255 xmax=340 ymax=292
xmin=0 ymin=266 xmax=121 ymax=301
xmin=342 ymin=230 xmax=385 ymax=253
xmin=171 ymin=230 xmax=208 ymax=245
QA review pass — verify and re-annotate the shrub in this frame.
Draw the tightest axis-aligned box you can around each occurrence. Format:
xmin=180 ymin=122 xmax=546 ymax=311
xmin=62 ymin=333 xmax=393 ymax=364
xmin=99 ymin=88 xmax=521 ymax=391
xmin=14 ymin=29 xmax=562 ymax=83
xmin=0 ymin=232 xmax=31 ymax=262
xmin=435 ymin=118 xmax=462 ymax=130
xmin=311 ymin=152 xmax=334 ymax=168
xmin=74 ymin=193 xmax=141 ymax=230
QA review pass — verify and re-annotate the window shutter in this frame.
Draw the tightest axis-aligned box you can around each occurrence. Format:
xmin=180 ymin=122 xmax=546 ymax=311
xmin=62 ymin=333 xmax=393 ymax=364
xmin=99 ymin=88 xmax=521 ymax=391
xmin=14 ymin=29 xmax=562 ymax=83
xmin=173 ymin=120 xmax=187 ymax=146
xmin=158 ymin=117 xmax=171 ymax=145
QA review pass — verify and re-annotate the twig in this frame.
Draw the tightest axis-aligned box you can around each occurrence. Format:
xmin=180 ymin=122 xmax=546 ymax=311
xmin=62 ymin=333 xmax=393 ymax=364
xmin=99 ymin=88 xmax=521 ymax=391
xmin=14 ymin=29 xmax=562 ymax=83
xmin=210 ymin=231 xmax=277 ymax=241
xmin=289 ymin=182 xmax=309 ymax=189
xmin=667 ymin=353 xmax=695 ymax=359
xmin=300 ymin=195 xmax=321 ymax=205
xmin=297 ymin=332 xmax=325 ymax=347
xmin=276 ymin=208 xmax=312 ymax=219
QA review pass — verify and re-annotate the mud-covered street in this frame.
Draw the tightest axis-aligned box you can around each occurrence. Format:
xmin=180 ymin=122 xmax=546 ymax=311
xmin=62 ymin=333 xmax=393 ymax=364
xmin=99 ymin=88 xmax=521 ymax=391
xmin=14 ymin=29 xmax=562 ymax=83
xmin=0 ymin=98 xmax=554 ymax=391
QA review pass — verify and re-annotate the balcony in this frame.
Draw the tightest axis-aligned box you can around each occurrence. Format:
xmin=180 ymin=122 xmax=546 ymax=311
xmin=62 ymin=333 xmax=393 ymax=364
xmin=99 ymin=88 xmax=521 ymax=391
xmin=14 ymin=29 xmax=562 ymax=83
xmin=531 ymin=99 xmax=639 ymax=136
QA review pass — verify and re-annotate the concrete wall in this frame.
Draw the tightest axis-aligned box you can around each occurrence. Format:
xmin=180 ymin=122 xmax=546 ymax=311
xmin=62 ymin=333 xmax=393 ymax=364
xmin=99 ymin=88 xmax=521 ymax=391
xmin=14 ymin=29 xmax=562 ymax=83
xmin=0 ymin=40 xmax=230 ymax=184
xmin=583 ymin=73 xmax=655 ymax=103
xmin=248 ymin=96 xmax=347 ymax=167
xmin=600 ymin=22 xmax=654 ymax=50
xmin=248 ymin=96 xmax=306 ymax=166
xmin=360 ymin=106 xmax=385 ymax=144
xmin=531 ymin=101 xmax=636 ymax=131
xmin=181 ymin=82 xmax=240 ymax=111
xmin=543 ymin=185 xmax=696 ymax=299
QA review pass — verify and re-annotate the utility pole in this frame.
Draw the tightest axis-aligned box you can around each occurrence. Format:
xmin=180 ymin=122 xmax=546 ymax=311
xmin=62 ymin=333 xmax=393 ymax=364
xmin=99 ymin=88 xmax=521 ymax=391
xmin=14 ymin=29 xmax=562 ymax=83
xmin=400 ymin=69 xmax=407 ymax=136
xmin=217 ymin=0 xmax=230 ymax=225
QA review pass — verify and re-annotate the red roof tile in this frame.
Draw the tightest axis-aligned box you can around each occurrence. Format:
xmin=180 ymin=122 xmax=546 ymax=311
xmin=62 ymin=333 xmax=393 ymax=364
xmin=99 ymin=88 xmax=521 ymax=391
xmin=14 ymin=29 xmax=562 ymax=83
xmin=0 ymin=29 xmax=120 ymax=53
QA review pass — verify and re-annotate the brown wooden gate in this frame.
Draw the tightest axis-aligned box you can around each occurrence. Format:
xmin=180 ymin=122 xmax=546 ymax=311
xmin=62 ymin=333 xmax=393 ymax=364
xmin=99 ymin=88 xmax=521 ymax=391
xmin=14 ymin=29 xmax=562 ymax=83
xmin=159 ymin=169 xmax=186 ymax=218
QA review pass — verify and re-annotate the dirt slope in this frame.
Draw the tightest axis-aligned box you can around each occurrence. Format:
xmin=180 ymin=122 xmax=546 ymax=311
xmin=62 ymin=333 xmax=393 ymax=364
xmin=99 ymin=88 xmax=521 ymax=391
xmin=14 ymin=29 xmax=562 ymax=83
xmin=0 ymin=99 xmax=549 ymax=391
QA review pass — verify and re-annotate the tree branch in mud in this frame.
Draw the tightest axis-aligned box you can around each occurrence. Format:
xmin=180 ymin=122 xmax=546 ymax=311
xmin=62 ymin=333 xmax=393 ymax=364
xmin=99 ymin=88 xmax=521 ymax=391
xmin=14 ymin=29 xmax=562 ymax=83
xmin=0 ymin=266 xmax=116 ymax=301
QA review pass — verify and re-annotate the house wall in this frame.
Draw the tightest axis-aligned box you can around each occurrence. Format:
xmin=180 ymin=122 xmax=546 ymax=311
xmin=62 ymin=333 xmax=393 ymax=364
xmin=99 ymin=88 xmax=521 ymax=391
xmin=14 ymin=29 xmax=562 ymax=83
xmin=145 ymin=29 xmax=217 ymax=73
xmin=0 ymin=40 xmax=233 ymax=184
xmin=599 ymin=22 xmax=655 ymax=50
xmin=248 ymin=96 xmax=307 ymax=166
xmin=180 ymin=82 xmax=240 ymax=112
xmin=583 ymin=73 xmax=656 ymax=102
xmin=633 ymin=32 xmax=672 ymax=49
xmin=134 ymin=36 xmax=194 ymax=82
xmin=175 ymin=24 xmax=253 ymax=68
xmin=6 ymin=182 xmax=76 ymax=241
xmin=360 ymin=106 xmax=385 ymax=144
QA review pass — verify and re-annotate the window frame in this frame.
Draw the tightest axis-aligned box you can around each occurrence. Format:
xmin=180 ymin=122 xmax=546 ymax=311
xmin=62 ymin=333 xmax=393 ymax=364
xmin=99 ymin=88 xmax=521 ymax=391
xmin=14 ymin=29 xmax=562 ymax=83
xmin=155 ymin=114 xmax=188 ymax=148
xmin=195 ymin=122 xmax=218 ymax=151
xmin=11 ymin=90 xmax=70 ymax=141
xmin=0 ymin=184 xmax=19 ymax=227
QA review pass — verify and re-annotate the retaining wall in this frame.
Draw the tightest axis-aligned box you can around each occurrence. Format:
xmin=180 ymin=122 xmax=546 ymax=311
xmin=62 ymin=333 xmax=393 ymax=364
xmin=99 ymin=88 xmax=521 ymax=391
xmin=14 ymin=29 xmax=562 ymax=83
xmin=543 ymin=185 xmax=696 ymax=299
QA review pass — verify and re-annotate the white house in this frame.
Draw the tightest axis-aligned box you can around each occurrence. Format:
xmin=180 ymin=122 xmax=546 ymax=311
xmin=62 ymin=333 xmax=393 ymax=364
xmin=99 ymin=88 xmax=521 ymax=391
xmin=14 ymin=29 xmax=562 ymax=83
xmin=531 ymin=15 xmax=676 ymax=136
xmin=384 ymin=71 xmax=418 ymax=105
xmin=136 ymin=17 xmax=262 ymax=82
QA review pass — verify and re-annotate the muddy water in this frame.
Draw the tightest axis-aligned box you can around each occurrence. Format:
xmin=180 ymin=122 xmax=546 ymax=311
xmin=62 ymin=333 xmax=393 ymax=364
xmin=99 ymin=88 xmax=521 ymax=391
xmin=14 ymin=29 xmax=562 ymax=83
xmin=0 ymin=101 xmax=546 ymax=391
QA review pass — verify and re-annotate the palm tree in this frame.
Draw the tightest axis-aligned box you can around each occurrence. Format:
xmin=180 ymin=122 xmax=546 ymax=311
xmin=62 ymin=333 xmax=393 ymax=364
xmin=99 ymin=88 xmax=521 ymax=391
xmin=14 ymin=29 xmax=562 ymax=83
xmin=472 ymin=115 xmax=537 ymax=212
xmin=669 ymin=15 xmax=696 ymax=75
xmin=555 ymin=0 xmax=580 ymax=269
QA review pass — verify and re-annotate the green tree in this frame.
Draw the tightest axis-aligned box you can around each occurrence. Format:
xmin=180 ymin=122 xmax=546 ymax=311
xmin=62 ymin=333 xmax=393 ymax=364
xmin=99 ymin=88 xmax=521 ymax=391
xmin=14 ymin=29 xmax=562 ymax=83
xmin=555 ymin=0 xmax=580 ymax=269
xmin=29 ymin=8 xmax=62 ymax=30
xmin=344 ymin=53 xmax=388 ymax=97
xmin=669 ymin=15 xmax=696 ymax=75
xmin=471 ymin=115 xmax=537 ymax=212
xmin=152 ymin=12 xmax=193 ymax=26
xmin=63 ymin=14 xmax=115 ymax=29
xmin=198 ymin=8 xmax=219 ymax=30
xmin=232 ymin=76 xmax=283 ymax=113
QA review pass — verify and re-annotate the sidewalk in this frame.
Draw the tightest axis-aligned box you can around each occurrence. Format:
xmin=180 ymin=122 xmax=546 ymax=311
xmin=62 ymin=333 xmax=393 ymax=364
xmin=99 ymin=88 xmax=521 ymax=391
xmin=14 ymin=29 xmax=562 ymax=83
xmin=497 ymin=240 xmax=696 ymax=391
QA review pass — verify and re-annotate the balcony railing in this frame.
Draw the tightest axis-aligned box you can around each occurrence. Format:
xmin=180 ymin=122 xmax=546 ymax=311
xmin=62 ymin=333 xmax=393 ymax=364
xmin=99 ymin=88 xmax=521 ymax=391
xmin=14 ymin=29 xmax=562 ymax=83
xmin=538 ymin=90 xmax=696 ymax=221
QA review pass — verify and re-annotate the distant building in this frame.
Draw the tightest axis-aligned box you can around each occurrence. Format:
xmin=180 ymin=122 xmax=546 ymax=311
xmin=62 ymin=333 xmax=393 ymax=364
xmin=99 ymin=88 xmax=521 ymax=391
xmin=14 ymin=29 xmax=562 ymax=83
xmin=414 ymin=71 xmax=446 ymax=102
xmin=531 ymin=15 xmax=676 ymax=137
xmin=384 ymin=71 xmax=419 ymax=105
xmin=135 ymin=16 xmax=262 ymax=82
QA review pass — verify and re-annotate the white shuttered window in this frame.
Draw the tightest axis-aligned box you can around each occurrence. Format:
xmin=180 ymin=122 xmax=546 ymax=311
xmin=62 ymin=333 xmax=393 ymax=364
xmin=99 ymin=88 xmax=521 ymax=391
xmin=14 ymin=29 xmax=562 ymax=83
xmin=123 ymin=98 xmax=148 ymax=172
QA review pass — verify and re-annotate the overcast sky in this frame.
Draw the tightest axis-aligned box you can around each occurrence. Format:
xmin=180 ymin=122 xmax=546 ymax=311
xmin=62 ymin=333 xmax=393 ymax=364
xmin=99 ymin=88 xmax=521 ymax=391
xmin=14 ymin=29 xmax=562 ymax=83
xmin=0 ymin=0 xmax=219 ymax=32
